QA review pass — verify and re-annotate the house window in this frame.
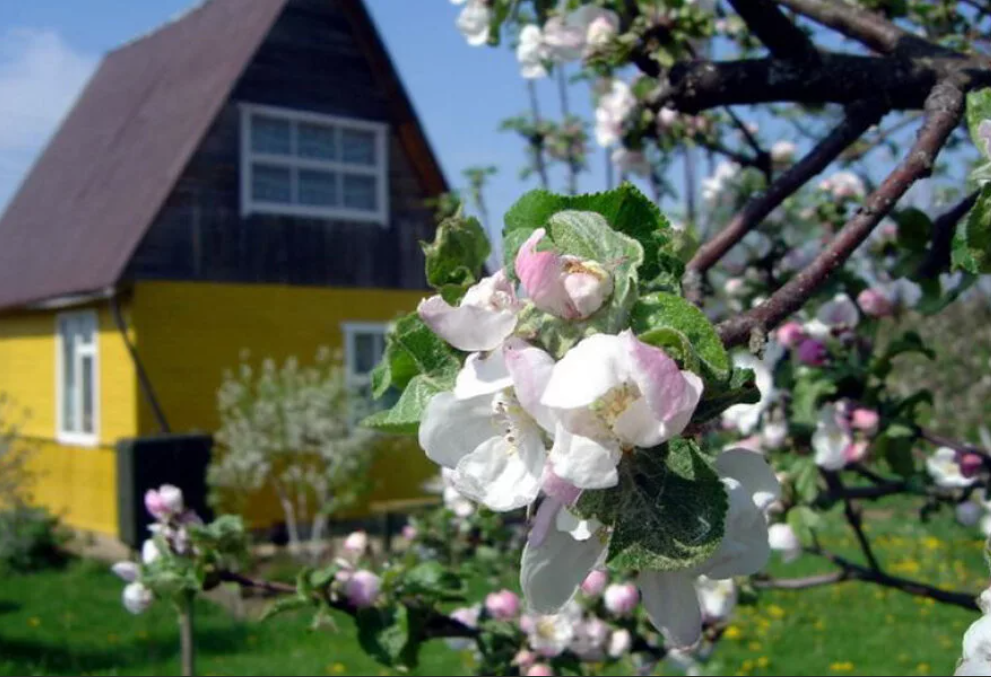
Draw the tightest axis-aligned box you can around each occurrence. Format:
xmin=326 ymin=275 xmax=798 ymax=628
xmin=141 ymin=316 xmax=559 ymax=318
xmin=342 ymin=322 xmax=388 ymax=397
xmin=56 ymin=311 xmax=98 ymax=445
xmin=240 ymin=104 xmax=389 ymax=225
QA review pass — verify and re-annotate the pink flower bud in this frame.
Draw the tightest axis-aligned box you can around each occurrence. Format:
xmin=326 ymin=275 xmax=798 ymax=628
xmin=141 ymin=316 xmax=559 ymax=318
xmin=581 ymin=569 xmax=609 ymax=597
xmin=603 ymin=583 xmax=639 ymax=616
xmin=843 ymin=440 xmax=869 ymax=464
xmin=776 ymin=321 xmax=807 ymax=349
xmin=514 ymin=650 xmax=538 ymax=669
xmin=401 ymin=525 xmax=417 ymax=541
xmin=144 ymin=485 xmax=183 ymax=521
xmin=112 ymin=562 xmax=139 ymax=583
xmin=850 ymin=408 xmax=880 ymax=435
xmin=527 ymin=665 xmax=555 ymax=677
xmin=345 ymin=570 xmax=381 ymax=609
xmin=485 ymin=589 xmax=521 ymax=621
xmin=515 ymin=228 xmax=614 ymax=320
xmin=343 ymin=531 xmax=368 ymax=556
xmin=857 ymin=289 xmax=894 ymax=318
xmin=797 ymin=339 xmax=828 ymax=367
xmin=961 ymin=453 xmax=984 ymax=478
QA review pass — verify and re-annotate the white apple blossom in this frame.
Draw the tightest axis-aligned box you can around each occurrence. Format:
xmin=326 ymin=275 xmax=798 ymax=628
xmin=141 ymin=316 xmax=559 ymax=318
xmin=813 ymin=404 xmax=852 ymax=471
xmin=122 ymin=582 xmax=154 ymax=615
xmin=541 ymin=16 xmax=586 ymax=63
xmin=141 ymin=539 xmax=162 ymax=565
xmin=517 ymin=24 xmax=550 ymax=79
xmin=524 ymin=602 xmax=582 ymax=657
xmin=761 ymin=420 xmax=788 ymax=450
xmin=515 ymin=228 xmax=614 ymax=320
xmin=418 ymin=269 xmax=521 ymax=352
xmin=819 ymin=170 xmax=866 ymax=200
xmin=570 ymin=616 xmax=610 ymax=660
xmin=768 ymin=523 xmax=802 ymax=563
xmin=722 ymin=351 xmax=776 ymax=435
xmin=583 ymin=10 xmax=620 ymax=50
xmin=607 ymin=628 xmax=632 ymax=658
xmin=696 ymin=576 xmax=737 ymax=621
xmin=541 ymin=331 xmax=703 ymax=490
xmin=420 ymin=338 xmax=555 ymax=511
xmin=771 ymin=140 xmax=797 ymax=164
xmin=927 ymin=447 xmax=977 ymax=489
xmin=112 ymin=561 xmax=139 ymax=583
xmin=817 ymin=293 xmax=860 ymax=331
xmin=956 ymin=614 xmax=991 ymax=675
xmin=702 ymin=161 xmax=741 ymax=205
xmin=456 ymin=0 xmax=491 ymax=46
xmin=594 ymin=79 xmax=636 ymax=147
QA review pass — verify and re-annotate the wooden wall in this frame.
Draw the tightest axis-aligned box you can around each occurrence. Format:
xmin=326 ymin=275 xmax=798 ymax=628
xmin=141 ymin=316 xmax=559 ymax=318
xmin=125 ymin=0 xmax=439 ymax=290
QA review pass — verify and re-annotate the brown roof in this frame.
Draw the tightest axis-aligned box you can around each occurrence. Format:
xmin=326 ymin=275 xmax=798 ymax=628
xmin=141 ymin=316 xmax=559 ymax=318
xmin=0 ymin=0 xmax=447 ymax=311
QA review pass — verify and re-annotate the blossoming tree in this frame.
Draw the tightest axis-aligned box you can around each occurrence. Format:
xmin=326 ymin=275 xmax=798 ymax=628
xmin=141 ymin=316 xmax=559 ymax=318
xmin=108 ymin=1 xmax=991 ymax=675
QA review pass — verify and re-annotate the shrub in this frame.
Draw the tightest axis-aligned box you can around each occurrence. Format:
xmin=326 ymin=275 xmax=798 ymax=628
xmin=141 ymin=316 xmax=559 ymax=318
xmin=0 ymin=504 xmax=68 ymax=573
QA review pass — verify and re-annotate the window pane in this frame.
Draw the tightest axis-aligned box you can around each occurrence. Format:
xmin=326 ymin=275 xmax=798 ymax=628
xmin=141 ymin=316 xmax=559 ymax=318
xmin=81 ymin=355 xmax=94 ymax=434
xmin=78 ymin=316 xmax=94 ymax=346
xmin=353 ymin=332 xmax=383 ymax=375
xmin=342 ymin=175 xmax=377 ymax=212
xmin=298 ymin=123 xmax=337 ymax=160
xmin=298 ymin=169 xmax=338 ymax=207
xmin=251 ymin=164 xmax=292 ymax=203
xmin=61 ymin=322 xmax=76 ymax=432
xmin=250 ymin=115 xmax=291 ymax=155
xmin=341 ymin=129 xmax=376 ymax=166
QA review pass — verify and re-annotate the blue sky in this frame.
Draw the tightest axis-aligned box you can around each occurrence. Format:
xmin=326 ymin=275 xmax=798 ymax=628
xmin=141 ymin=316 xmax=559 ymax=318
xmin=0 ymin=0 xmax=612 ymax=241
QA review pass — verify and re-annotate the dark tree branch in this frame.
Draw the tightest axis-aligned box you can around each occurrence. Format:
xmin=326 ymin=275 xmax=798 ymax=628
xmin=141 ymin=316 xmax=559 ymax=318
xmin=773 ymin=0 xmax=956 ymax=57
xmin=920 ymin=427 xmax=991 ymax=460
xmin=688 ymin=103 xmax=882 ymax=276
xmin=724 ymin=107 xmax=772 ymax=179
xmin=823 ymin=471 xmax=882 ymax=571
xmin=717 ymin=81 xmax=965 ymax=348
xmin=728 ymin=0 xmax=818 ymax=60
xmin=918 ymin=191 xmax=980 ymax=278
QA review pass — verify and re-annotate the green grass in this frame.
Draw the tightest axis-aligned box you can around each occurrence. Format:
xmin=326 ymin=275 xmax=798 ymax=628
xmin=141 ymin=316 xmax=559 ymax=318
xmin=0 ymin=502 xmax=986 ymax=676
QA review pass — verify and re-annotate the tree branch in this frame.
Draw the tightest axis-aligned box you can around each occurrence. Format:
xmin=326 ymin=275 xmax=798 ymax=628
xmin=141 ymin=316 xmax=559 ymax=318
xmin=688 ymin=103 xmax=882 ymax=276
xmin=920 ymin=427 xmax=991 ymax=460
xmin=753 ymin=571 xmax=847 ymax=590
xmin=773 ymin=0 xmax=955 ymax=57
xmin=728 ymin=0 xmax=818 ymax=60
xmin=823 ymin=471 xmax=881 ymax=571
xmin=717 ymin=80 xmax=965 ymax=348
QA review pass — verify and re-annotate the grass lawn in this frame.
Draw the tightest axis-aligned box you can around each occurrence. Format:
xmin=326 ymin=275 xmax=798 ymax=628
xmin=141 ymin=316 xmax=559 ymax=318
xmin=0 ymin=502 xmax=986 ymax=676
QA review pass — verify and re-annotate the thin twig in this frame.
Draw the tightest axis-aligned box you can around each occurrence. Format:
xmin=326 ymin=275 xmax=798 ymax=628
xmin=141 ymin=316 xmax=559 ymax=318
xmin=728 ymin=0 xmax=818 ymax=59
xmin=823 ymin=471 xmax=882 ymax=571
xmin=527 ymin=80 xmax=550 ymax=190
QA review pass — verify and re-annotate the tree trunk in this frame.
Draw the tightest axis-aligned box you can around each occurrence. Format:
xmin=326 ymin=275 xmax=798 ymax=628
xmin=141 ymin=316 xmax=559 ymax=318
xmin=179 ymin=594 xmax=196 ymax=677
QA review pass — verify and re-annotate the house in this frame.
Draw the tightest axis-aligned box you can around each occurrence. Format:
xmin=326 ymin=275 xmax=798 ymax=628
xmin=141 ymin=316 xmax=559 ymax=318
xmin=0 ymin=0 xmax=446 ymax=540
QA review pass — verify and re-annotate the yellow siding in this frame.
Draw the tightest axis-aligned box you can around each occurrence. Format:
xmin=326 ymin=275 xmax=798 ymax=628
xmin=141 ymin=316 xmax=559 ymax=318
xmin=0 ymin=305 xmax=138 ymax=535
xmin=131 ymin=281 xmax=438 ymax=524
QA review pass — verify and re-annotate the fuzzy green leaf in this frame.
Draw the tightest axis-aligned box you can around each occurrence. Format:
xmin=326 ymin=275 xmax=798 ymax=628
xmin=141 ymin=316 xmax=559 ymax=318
xmin=421 ymin=214 xmax=490 ymax=303
xmin=261 ymin=595 xmax=312 ymax=622
xmin=362 ymin=375 xmax=447 ymax=434
xmin=952 ymin=184 xmax=991 ymax=274
xmin=356 ymin=606 xmax=418 ymax=669
xmin=692 ymin=367 xmax=760 ymax=424
xmin=605 ymin=439 xmax=727 ymax=572
xmin=966 ymin=88 xmax=991 ymax=157
xmin=631 ymin=292 xmax=730 ymax=383
xmin=370 ymin=313 xmax=462 ymax=400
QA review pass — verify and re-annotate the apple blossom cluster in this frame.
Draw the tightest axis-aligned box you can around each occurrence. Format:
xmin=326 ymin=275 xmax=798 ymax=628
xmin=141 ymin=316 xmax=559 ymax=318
xmin=955 ymin=586 xmax=991 ymax=674
xmin=365 ymin=184 xmax=783 ymax=649
xmin=111 ymin=485 xmax=201 ymax=615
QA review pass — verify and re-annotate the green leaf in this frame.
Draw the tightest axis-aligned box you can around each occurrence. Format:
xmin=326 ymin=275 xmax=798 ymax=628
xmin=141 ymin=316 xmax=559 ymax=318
xmin=875 ymin=429 xmax=917 ymax=478
xmin=786 ymin=506 xmax=822 ymax=544
xmin=356 ymin=606 xmax=419 ymax=669
xmin=873 ymin=331 xmax=934 ymax=380
xmin=370 ymin=313 xmax=463 ymax=400
xmin=421 ymin=214 xmax=490 ymax=304
xmin=692 ymin=367 xmax=760 ymax=424
xmin=791 ymin=378 xmax=837 ymax=427
xmin=605 ymin=439 xmax=727 ymax=571
xmin=401 ymin=562 xmax=464 ymax=598
xmin=952 ymin=183 xmax=991 ymax=274
xmin=630 ymin=292 xmax=730 ymax=382
xmin=362 ymin=374 xmax=447 ymax=434
xmin=966 ymin=88 xmax=991 ymax=158
xmin=261 ymin=595 xmax=312 ymax=621
xmin=792 ymin=458 xmax=821 ymax=504
xmin=893 ymin=208 xmax=932 ymax=255
xmin=503 ymin=184 xmax=672 ymax=284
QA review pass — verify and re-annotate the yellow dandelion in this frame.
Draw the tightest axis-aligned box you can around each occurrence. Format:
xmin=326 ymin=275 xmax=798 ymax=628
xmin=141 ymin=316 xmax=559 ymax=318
xmin=725 ymin=625 xmax=743 ymax=640
xmin=917 ymin=663 xmax=930 ymax=674
xmin=748 ymin=641 xmax=763 ymax=651
xmin=830 ymin=661 xmax=855 ymax=672
xmin=767 ymin=604 xmax=786 ymax=619
xmin=27 ymin=617 xmax=41 ymax=628
xmin=757 ymin=656 xmax=770 ymax=668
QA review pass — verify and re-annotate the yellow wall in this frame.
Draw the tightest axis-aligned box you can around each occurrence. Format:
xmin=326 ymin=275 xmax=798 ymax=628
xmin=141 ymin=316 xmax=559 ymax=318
xmin=131 ymin=281 xmax=439 ymax=525
xmin=0 ymin=304 xmax=138 ymax=535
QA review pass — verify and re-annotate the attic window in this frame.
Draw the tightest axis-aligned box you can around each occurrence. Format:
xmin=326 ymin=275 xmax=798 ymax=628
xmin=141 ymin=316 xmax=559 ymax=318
xmin=240 ymin=104 xmax=388 ymax=225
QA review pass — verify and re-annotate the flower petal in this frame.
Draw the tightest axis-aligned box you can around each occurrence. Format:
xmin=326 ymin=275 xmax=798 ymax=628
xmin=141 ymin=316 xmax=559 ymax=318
xmin=638 ymin=570 xmax=703 ymax=649
xmin=549 ymin=424 xmax=621 ymax=490
xmin=503 ymin=338 xmax=557 ymax=433
xmin=624 ymin=331 xmax=687 ymax=421
xmin=419 ymin=393 xmax=497 ymax=469
xmin=521 ymin=523 xmax=607 ymax=614
xmin=701 ymin=478 xmax=771 ymax=579
xmin=714 ymin=448 xmax=781 ymax=511
xmin=455 ymin=350 xmax=512 ymax=400
xmin=453 ymin=432 xmax=545 ymax=512
xmin=541 ymin=334 xmax=626 ymax=409
xmin=418 ymin=296 xmax=517 ymax=352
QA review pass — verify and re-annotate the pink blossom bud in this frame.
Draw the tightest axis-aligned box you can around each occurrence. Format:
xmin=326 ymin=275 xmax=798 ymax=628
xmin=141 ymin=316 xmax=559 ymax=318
xmin=112 ymin=562 xmax=139 ymax=583
xmin=343 ymin=531 xmax=368 ymax=556
xmin=514 ymin=650 xmax=538 ymax=669
xmin=857 ymin=289 xmax=894 ymax=318
xmin=515 ymin=228 xmax=614 ymax=320
xmin=345 ymin=570 xmax=381 ymax=609
xmin=603 ymin=583 xmax=639 ymax=616
xmin=608 ymin=628 xmax=633 ymax=658
xmin=843 ymin=440 xmax=869 ymax=464
xmin=581 ymin=569 xmax=609 ymax=597
xmin=960 ymin=453 xmax=984 ymax=478
xmin=723 ymin=277 xmax=747 ymax=297
xmin=144 ymin=485 xmax=183 ymax=521
xmin=797 ymin=339 xmax=828 ymax=367
xmin=401 ymin=525 xmax=417 ymax=541
xmin=586 ymin=15 xmax=618 ymax=48
xmin=527 ymin=665 xmax=555 ymax=677
xmin=850 ymin=408 xmax=880 ymax=435
xmin=518 ymin=614 xmax=535 ymax=634
xmin=776 ymin=321 xmax=807 ymax=349
xmin=485 ymin=589 xmax=520 ymax=621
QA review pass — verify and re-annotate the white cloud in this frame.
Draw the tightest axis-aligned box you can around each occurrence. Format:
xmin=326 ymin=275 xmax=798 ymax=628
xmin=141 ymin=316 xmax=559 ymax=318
xmin=0 ymin=28 xmax=97 ymax=210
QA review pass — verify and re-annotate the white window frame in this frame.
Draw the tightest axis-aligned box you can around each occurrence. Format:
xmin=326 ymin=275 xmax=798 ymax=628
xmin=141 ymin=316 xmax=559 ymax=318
xmin=240 ymin=103 xmax=389 ymax=225
xmin=55 ymin=310 xmax=99 ymax=447
xmin=341 ymin=322 xmax=389 ymax=392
